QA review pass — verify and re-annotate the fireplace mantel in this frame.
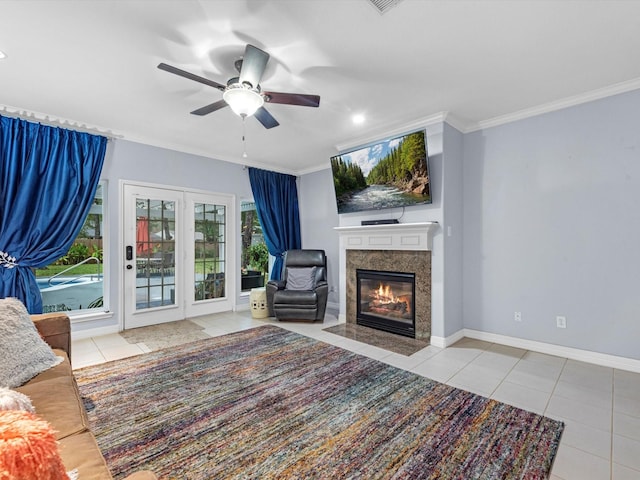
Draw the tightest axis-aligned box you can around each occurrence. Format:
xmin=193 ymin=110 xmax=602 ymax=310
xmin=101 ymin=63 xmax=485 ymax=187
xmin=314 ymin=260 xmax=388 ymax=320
xmin=334 ymin=222 xmax=438 ymax=251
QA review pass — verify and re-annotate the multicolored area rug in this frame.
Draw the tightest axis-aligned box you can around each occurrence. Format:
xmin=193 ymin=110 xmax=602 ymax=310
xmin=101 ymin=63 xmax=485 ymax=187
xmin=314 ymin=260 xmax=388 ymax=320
xmin=75 ymin=325 xmax=563 ymax=479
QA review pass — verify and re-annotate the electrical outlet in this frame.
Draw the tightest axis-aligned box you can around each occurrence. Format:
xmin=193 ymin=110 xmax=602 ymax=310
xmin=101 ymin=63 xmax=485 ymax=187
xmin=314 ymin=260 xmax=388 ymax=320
xmin=514 ymin=311 xmax=522 ymax=322
xmin=556 ymin=316 xmax=567 ymax=329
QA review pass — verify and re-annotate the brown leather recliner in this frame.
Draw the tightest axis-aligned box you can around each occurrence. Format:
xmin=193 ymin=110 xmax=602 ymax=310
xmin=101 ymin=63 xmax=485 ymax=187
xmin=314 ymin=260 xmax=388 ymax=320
xmin=266 ymin=249 xmax=328 ymax=322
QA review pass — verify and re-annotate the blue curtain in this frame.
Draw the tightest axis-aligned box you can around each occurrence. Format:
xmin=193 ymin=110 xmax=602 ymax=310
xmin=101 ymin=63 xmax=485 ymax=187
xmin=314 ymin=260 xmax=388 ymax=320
xmin=0 ymin=115 xmax=107 ymax=313
xmin=248 ymin=167 xmax=301 ymax=280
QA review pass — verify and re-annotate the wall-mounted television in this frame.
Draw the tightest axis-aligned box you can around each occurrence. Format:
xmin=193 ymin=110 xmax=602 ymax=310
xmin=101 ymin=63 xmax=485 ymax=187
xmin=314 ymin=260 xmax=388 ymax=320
xmin=330 ymin=129 xmax=431 ymax=214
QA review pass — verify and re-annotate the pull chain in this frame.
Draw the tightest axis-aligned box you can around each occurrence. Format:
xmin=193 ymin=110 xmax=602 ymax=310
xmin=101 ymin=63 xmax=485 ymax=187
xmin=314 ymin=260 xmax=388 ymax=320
xmin=241 ymin=115 xmax=248 ymax=158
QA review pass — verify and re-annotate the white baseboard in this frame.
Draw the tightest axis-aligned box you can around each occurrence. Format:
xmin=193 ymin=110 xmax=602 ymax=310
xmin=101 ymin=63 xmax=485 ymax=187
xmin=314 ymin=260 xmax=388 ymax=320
xmin=444 ymin=328 xmax=640 ymax=373
xmin=430 ymin=330 xmax=465 ymax=349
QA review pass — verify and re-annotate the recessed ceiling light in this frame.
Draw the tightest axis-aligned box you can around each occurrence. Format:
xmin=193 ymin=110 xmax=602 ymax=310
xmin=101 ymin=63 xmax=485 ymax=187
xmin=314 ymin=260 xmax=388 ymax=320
xmin=0 ymin=50 xmax=7 ymax=60
xmin=352 ymin=114 xmax=365 ymax=125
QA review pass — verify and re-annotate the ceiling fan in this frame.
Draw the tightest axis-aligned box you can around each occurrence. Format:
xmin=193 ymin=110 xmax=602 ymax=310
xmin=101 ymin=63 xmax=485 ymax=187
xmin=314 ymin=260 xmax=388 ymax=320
xmin=158 ymin=44 xmax=320 ymax=129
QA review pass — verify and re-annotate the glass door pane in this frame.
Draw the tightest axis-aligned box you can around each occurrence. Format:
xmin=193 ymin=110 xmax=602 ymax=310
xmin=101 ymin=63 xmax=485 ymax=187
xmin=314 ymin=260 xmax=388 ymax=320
xmin=124 ymin=185 xmax=234 ymax=328
xmin=194 ymin=203 xmax=226 ymax=301
xmin=124 ymin=184 xmax=184 ymax=329
xmin=136 ymin=198 xmax=176 ymax=310
xmin=184 ymin=192 xmax=234 ymax=319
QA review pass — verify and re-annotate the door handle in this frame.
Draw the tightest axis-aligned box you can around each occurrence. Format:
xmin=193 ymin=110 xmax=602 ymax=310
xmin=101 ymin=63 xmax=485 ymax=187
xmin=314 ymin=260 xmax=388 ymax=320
xmin=126 ymin=245 xmax=133 ymax=261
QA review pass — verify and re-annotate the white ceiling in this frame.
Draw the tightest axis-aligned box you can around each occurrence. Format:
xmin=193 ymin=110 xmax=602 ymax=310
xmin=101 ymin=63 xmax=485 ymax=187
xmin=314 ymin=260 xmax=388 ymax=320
xmin=2 ymin=0 xmax=640 ymax=174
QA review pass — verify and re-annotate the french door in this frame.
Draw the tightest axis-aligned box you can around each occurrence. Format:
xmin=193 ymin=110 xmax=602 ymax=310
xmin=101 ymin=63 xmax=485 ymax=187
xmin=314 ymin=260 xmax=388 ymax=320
xmin=123 ymin=183 xmax=235 ymax=329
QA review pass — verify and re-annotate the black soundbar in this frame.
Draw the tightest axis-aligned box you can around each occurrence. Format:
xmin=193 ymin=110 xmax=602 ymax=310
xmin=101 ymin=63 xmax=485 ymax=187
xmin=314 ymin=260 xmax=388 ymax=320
xmin=361 ymin=219 xmax=400 ymax=226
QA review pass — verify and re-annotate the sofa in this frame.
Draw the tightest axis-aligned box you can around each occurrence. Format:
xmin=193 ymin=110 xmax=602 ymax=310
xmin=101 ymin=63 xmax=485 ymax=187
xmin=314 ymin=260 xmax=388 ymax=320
xmin=13 ymin=312 xmax=156 ymax=480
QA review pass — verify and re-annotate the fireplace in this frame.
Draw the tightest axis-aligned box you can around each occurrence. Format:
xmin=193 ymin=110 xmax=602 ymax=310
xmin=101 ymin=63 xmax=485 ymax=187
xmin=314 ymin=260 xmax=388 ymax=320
xmin=344 ymin=249 xmax=431 ymax=340
xmin=357 ymin=269 xmax=416 ymax=338
xmin=336 ymin=222 xmax=437 ymax=342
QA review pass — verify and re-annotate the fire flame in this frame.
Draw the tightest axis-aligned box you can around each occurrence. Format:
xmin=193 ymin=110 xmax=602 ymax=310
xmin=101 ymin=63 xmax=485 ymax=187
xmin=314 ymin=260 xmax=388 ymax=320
xmin=375 ymin=283 xmax=397 ymax=303
xmin=370 ymin=282 xmax=411 ymax=314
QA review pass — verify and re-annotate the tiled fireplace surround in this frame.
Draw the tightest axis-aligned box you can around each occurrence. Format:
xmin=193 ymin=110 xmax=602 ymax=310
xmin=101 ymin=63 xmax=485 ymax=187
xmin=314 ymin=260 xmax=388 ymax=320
xmin=335 ymin=223 xmax=438 ymax=341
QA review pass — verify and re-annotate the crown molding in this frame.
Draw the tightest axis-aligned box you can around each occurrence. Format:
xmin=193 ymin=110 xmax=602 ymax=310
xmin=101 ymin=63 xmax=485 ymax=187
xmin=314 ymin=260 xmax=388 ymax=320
xmin=441 ymin=113 xmax=467 ymax=134
xmin=296 ymin=162 xmax=333 ymax=176
xmin=466 ymin=76 xmax=640 ymax=133
xmin=334 ymin=111 xmax=448 ymax=153
xmin=298 ymin=111 xmax=457 ymax=176
xmin=331 ymin=77 xmax=640 ymax=153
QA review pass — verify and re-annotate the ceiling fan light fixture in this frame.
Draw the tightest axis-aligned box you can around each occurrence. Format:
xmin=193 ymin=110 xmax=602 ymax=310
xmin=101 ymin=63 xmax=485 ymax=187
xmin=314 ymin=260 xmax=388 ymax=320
xmin=158 ymin=43 xmax=319 ymax=129
xmin=223 ymin=84 xmax=264 ymax=117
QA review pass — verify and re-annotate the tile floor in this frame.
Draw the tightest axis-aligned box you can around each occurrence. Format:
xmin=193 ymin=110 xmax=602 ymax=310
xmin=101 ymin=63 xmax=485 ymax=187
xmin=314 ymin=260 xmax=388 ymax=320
xmin=71 ymin=310 xmax=640 ymax=480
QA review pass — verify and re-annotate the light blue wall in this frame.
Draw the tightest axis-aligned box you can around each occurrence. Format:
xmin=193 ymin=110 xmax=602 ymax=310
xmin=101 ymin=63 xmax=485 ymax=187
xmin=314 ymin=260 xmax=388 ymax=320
xmin=102 ymin=141 xmax=251 ymax=193
xmin=298 ymin=168 xmax=340 ymax=306
xmin=463 ymin=89 xmax=640 ymax=359
xmin=441 ymin=124 xmax=464 ymax=336
xmin=300 ymin=91 xmax=640 ymax=360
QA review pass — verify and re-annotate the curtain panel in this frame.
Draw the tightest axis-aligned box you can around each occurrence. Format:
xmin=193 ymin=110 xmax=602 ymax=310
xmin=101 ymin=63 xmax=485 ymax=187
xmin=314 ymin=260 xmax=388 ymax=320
xmin=248 ymin=167 xmax=301 ymax=280
xmin=0 ymin=115 xmax=107 ymax=313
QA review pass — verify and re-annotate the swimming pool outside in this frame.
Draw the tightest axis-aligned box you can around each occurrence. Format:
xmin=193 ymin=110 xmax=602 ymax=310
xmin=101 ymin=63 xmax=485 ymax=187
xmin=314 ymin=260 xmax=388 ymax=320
xmin=37 ymin=276 xmax=103 ymax=312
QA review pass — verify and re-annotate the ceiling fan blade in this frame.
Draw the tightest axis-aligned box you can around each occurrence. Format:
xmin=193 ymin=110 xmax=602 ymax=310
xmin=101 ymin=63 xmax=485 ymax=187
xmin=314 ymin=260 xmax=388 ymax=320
xmin=239 ymin=44 xmax=269 ymax=88
xmin=158 ymin=63 xmax=226 ymax=91
xmin=254 ymin=107 xmax=279 ymax=129
xmin=263 ymin=91 xmax=320 ymax=107
xmin=190 ymin=100 xmax=228 ymax=116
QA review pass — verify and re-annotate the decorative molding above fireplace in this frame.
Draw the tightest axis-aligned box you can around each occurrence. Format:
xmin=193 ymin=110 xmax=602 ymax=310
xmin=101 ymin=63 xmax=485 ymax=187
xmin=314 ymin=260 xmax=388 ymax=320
xmin=334 ymin=222 xmax=438 ymax=251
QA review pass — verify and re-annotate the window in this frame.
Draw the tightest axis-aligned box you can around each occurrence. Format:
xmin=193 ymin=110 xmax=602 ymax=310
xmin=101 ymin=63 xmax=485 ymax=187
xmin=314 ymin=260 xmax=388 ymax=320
xmin=35 ymin=182 xmax=106 ymax=314
xmin=240 ymin=201 xmax=268 ymax=292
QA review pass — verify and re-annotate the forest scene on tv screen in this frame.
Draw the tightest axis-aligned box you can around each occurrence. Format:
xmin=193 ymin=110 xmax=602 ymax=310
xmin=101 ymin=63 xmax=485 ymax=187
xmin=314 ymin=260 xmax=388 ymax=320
xmin=331 ymin=130 xmax=431 ymax=214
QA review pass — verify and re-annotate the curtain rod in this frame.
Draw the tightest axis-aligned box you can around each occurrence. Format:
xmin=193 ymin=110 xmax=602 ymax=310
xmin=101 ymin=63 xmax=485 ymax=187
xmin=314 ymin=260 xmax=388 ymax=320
xmin=0 ymin=104 xmax=122 ymax=140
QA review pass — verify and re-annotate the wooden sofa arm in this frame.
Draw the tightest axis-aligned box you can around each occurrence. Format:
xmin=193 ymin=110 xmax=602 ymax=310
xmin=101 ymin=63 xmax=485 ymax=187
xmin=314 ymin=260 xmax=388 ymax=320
xmin=31 ymin=312 xmax=72 ymax=359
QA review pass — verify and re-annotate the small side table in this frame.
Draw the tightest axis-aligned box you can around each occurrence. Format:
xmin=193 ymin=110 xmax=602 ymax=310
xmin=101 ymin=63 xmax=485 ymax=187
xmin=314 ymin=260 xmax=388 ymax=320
xmin=250 ymin=287 xmax=269 ymax=319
